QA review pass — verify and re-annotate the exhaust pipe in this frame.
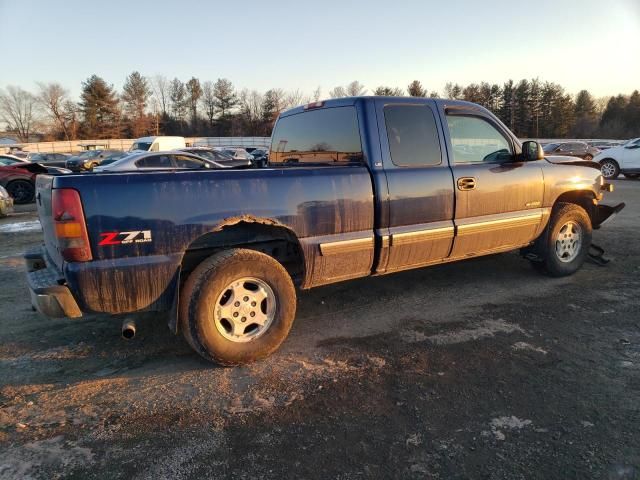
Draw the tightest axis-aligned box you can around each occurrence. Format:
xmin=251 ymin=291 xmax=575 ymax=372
xmin=121 ymin=319 xmax=136 ymax=340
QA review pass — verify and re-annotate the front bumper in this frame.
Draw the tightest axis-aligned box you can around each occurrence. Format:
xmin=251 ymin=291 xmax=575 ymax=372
xmin=593 ymin=202 xmax=625 ymax=229
xmin=25 ymin=247 xmax=82 ymax=318
xmin=0 ymin=196 xmax=14 ymax=217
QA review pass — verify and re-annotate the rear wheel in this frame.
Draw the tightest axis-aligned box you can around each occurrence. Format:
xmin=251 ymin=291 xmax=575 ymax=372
xmin=529 ymin=203 xmax=592 ymax=277
xmin=624 ymin=173 xmax=639 ymax=179
xmin=179 ymin=248 xmax=296 ymax=365
xmin=600 ymin=159 xmax=620 ymax=179
xmin=6 ymin=180 xmax=35 ymax=204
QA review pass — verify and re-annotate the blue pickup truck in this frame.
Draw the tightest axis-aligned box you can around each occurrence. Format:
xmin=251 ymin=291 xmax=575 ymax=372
xmin=26 ymin=96 xmax=623 ymax=365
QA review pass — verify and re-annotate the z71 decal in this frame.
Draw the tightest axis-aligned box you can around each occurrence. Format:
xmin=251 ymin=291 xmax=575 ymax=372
xmin=99 ymin=230 xmax=152 ymax=246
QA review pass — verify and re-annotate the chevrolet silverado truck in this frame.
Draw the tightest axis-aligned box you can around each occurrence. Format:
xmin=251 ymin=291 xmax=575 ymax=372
xmin=25 ymin=97 xmax=624 ymax=365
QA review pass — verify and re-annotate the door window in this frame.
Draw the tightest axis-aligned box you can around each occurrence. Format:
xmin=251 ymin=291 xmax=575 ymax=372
xmin=446 ymin=116 xmax=512 ymax=163
xmin=135 ymin=155 xmax=173 ymax=168
xmin=383 ymin=105 xmax=442 ymax=167
xmin=174 ymin=155 xmax=206 ymax=169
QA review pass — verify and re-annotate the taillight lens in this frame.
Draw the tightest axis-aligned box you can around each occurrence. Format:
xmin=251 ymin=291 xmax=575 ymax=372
xmin=52 ymin=188 xmax=92 ymax=262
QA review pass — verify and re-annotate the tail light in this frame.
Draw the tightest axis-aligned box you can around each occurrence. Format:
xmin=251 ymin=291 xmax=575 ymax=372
xmin=52 ymin=188 xmax=92 ymax=262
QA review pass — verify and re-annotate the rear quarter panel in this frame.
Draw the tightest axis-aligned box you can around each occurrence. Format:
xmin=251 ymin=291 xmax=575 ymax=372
xmin=53 ymin=166 xmax=374 ymax=313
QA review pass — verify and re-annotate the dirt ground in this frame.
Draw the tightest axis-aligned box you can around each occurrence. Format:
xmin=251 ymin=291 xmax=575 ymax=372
xmin=0 ymin=181 xmax=639 ymax=480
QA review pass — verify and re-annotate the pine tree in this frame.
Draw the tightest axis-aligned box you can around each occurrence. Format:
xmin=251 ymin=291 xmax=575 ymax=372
xmin=169 ymin=78 xmax=188 ymax=125
xmin=572 ymin=90 xmax=597 ymax=137
xmin=373 ymin=86 xmax=404 ymax=96
xmin=79 ymin=75 xmax=119 ymax=138
xmin=121 ymin=71 xmax=151 ymax=137
xmin=185 ymin=77 xmax=202 ymax=131
xmin=407 ymin=80 xmax=427 ymax=97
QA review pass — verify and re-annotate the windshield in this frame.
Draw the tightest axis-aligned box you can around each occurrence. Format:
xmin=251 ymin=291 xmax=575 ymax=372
xmin=542 ymin=143 xmax=560 ymax=153
xmin=129 ymin=142 xmax=153 ymax=151
xmin=77 ymin=150 xmax=100 ymax=159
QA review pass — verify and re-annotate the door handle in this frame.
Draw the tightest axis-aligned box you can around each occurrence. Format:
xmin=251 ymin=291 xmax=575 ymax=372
xmin=457 ymin=177 xmax=476 ymax=191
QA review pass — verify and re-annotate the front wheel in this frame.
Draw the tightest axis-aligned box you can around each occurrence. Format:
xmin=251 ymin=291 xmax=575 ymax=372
xmin=179 ymin=248 xmax=296 ymax=365
xmin=6 ymin=180 xmax=35 ymax=204
xmin=600 ymin=159 xmax=620 ymax=179
xmin=529 ymin=203 xmax=592 ymax=277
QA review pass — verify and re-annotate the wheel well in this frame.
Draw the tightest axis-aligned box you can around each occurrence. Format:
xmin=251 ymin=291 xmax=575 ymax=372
xmin=598 ymin=157 xmax=617 ymax=166
xmin=554 ymin=191 xmax=596 ymax=223
xmin=181 ymin=221 xmax=305 ymax=285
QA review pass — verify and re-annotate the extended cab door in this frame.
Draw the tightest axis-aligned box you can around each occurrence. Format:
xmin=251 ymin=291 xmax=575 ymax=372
xmin=374 ymin=98 xmax=455 ymax=273
xmin=440 ymin=104 xmax=545 ymax=258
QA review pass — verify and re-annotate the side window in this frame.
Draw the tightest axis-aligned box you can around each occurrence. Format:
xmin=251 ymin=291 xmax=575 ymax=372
xmin=270 ymin=106 xmax=363 ymax=164
xmin=446 ymin=116 xmax=512 ymax=164
xmin=174 ymin=155 xmax=205 ymax=169
xmin=135 ymin=155 xmax=173 ymax=168
xmin=383 ymin=104 xmax=442 ymax=167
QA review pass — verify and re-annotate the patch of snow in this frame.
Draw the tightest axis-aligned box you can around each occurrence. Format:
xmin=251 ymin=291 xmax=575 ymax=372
xmin=0 ymin=220 xmax=41 ymax=233
xmin=512 ymin=342 xmax=548 ymax=355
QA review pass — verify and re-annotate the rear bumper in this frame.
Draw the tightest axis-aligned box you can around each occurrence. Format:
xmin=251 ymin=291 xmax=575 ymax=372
xmin=25 ymin=247 xmax=82 ymax=318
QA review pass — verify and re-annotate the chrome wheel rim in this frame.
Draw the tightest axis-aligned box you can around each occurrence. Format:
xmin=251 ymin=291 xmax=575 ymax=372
xmin=601 ymin=162 xmax=615 ymax=178
xmin=555 ymin=221 xmax=582 ymax=263
xmin=213 ymin=277 xmax=276 ymax=343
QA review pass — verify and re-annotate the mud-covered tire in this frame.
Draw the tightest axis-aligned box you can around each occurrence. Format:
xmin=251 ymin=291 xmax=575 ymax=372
xmin=179 ymin=248 xmax=296 ymax=365
xmin=6 ymin=180 xmax=35 ymax=204
xmin=530 ymin=203 xmax=592 ymax=277
xmin=600 ymin=159 xmax=620 ymax=180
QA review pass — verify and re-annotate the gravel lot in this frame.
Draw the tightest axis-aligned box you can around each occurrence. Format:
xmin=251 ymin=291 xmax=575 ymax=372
xmin=0 ymin=180 xmax=639 ymax=479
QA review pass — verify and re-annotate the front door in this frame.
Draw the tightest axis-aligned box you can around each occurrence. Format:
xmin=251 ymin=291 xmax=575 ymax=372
xmin=441 ymin=108 xmax=545 ymax=258
xmin=621 ymin=138 xmax=640 ymax=171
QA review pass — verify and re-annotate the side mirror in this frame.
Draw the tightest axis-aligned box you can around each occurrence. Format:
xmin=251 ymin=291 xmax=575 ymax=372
xmin=522 ymin=141 xmax=544 ymax=161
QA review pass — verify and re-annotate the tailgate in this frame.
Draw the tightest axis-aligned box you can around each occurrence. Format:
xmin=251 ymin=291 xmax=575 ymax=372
xmin=35 ymin=175 xmax=64 ymax=270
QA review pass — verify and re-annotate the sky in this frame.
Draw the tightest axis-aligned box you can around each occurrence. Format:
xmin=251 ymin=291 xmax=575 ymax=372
xmin=0 ymin=0 xmax=639 ymax=100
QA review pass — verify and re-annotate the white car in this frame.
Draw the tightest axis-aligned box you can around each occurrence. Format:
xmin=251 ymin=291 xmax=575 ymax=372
xmin=94 ymin=151 xmax=228 ymax=172
xmin=594 ymin=137 xmax=640 ymax=179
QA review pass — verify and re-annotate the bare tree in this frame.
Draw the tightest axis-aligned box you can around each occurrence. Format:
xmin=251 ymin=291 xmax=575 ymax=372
xmin=36 ymin=82 xmax=71 ymax=140
xmin=238 ymin=88 xmax=264 ymax=135
xmin=284 ymin=89 xmax=307 ymax=109
xmin=0 ymin=86 xmax=40 ymax=142
xmin=329 ymin=81 xmax=366 ymax=98
xmin=312 ymin=86 xmax=322 ymax=102
xmin=346 ymin=81 xmax=367 ymax=96
xmin=200 ymin=80 xmax=216 ymax=130
xmin=151 ymin=75 xmax=170 ymax=116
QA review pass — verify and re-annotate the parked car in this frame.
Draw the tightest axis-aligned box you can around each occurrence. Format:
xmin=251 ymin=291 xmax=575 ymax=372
xmin=65 ymin=150 xmax=123 ymax=171
xmin=129 ymin=136 xmax=186 ymax=152
xmin=218 ymin=148 xmax=255 ymax=162
xmin=542 ymin=141 xmax=600 ymax=161
xmin=593 ymin=137 xmax=640 ymax=179
xmin=245 ymin=148 xmax=269 ymax=167
xmin=0 ymin=165 xmax=37 ymax=204
xmin=587 ymin=141 xmax=621 ymax=151
xmin=178 ymin=147 xmax=252 ymax=168
xmin=25 ymin=96 xmax=623 ymax=365
xmin=27 ymin=152 xmax=71 ymax=167
xmin=0 ymin=154 xmax=29 ymax=166
xmin=0 ymin=185 xmax=14 ymax=217
xmin=93 ymin=151 xmax=229 ymax=172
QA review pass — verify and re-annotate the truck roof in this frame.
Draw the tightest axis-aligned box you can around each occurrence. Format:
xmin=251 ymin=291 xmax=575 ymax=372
xmin=279 ymin=96 xmax=486 ymax=119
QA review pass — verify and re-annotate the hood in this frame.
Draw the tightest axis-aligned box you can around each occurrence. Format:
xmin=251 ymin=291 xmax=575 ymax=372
xmin=545 ymin=155 xmax=600 ymax=170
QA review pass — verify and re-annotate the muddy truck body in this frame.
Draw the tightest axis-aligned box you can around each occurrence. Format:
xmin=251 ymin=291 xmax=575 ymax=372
xmin=26 ymin=97 xmax=624 ymax=364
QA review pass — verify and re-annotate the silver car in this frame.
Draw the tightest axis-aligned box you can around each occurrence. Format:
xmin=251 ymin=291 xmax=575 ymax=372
xmin=94 ymin=151 xmax=229 ymax=172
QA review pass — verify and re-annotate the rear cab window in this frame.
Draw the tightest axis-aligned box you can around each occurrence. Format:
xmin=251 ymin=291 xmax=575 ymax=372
xmin=270 ymin=106 xmax=363 ymax=165
xmin=383 ymin=104 xmax=442 ymax=167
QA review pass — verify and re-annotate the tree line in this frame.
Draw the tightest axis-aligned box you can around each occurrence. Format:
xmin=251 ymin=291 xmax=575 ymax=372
xmin=0 ymin=74 xmax=638 ymax=142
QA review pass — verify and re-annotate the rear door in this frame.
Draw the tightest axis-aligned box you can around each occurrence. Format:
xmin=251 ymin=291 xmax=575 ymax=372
xmin=375 ymin=98 xmax=455 ymax=273
xmin=440 ymin=105 xmax=545 ymax=258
